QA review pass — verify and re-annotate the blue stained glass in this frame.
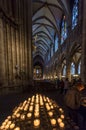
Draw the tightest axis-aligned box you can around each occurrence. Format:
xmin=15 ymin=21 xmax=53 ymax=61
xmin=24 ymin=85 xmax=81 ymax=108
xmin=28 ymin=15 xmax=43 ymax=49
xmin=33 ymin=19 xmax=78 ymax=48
xmin=51 ymin=45 xmax=53 ymax=57
xmin=48 ymin=52 xmax=50 ymax=61
xmin=71 ymin=62 xmax=75 ymax=75
xmin=61 ymin=16 xmax=67 ymax=44
xmin=72 ymin=0 xmax=79 ymax=29
xmin=63 ymin=65 xmax=66 ymax=76
xmin=78 ymin=61 xmax=81 ymax=74
xmin=55 ymin=35 xmax=58 ymax=52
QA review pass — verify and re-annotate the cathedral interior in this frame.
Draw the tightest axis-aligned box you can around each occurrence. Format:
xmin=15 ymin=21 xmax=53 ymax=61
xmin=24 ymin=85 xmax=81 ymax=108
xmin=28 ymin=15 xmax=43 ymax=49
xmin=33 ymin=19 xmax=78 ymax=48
xmin=0 ymin=0 xmax=86 ymax=130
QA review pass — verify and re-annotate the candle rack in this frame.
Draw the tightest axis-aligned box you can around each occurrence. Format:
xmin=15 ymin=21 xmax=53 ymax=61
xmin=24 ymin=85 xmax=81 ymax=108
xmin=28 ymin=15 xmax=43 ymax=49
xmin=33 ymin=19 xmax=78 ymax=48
xmin=0 ymin=94 xmax=79 ymax=130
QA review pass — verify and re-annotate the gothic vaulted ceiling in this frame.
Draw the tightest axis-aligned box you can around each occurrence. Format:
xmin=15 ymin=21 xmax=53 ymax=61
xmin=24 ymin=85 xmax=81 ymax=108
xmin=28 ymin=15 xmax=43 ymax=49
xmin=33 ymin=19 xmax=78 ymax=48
xmin=32 ymin=0 xmax=71 ymax=64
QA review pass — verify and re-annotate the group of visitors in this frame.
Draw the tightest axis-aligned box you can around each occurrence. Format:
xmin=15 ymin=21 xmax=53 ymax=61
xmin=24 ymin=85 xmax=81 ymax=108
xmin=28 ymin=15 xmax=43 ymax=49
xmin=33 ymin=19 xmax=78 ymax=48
xmin=56 ymin=77 xmax=71 ymax=94
xmin=56 ymin=77 xmax=86 ymax=128
xmin=55 ymin=77 xmax=83 ymax=94
xmin=55 ymin=77 xmax=86 ymax=128
xmin=64 ymin=82 xmax=85 ymax=124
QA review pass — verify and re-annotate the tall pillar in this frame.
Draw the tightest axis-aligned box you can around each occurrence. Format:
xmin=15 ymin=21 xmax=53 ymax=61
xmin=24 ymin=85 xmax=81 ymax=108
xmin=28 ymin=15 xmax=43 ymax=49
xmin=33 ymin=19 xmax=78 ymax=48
xmin=16 ymin=30 xmax=20 ymax=84
xmin=7 ymin=24 xmax=13 ymax=85
xmin=23 ymin=0 xmax=28 ymax=81
xmin=0 ymin=18 xmax=5 ymax=86
xmin=75 ymin=63 xmax=78 ymax=75
xmin=24 ymin=8 xmax=28 ymax=81
xmin=66 ymin=65 xmax=71 ymax=81
xmin=26 ymin=0 xmax=33 ymax=84
xmin=57 ymin=64 xmax=61 ymax=80
xmin=3 ymin=21 xmax=8 ymax=86
xmin=81 ymin=0 xmax=86 ymax=84
xmin=66 ymin=58 xmax=71 ymax=81
xmin=11 ymin=27 xmax=16 ymax=84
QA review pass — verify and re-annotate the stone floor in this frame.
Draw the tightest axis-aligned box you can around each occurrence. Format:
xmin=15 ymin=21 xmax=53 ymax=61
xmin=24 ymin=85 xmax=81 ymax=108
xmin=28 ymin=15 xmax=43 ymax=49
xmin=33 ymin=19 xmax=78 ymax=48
xmin=0 ymin=86 xmax=86 ymax=130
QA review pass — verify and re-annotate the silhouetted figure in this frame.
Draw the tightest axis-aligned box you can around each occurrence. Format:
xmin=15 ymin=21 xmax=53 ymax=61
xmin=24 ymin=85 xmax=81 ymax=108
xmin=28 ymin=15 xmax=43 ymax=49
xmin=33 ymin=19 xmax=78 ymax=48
xmin=79 ymin=87 xmax=86 ymax=126
xmin=64 ymin=78 xmax=70 ymax=94
xmin=56 ymin=78 xmax=60 ymax=89
xmin=60 ymin=79 xmax=64 ymax=94
xmin=64 ymin=82 xmax=84 ymax=125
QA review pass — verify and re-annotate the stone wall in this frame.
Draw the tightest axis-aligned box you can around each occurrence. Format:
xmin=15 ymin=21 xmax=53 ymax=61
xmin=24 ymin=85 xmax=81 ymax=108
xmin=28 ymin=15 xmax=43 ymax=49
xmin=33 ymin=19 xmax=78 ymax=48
xmin=44 ymin=21 xmax=82 ymax=81
xmin=0 ymin=0 xmax=32 ymax=94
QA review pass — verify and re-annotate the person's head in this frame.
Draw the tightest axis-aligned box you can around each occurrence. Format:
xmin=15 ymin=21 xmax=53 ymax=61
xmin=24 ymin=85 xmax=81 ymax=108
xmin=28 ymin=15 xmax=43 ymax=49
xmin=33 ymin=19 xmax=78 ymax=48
xmin=76 ymin=82 xmax=85 ymax=91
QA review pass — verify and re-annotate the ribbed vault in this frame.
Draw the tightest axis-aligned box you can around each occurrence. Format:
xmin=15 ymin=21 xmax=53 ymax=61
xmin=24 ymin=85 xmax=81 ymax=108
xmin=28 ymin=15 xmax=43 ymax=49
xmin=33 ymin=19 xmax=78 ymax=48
xmin=32 ymin=0 xmax=71 ymax=65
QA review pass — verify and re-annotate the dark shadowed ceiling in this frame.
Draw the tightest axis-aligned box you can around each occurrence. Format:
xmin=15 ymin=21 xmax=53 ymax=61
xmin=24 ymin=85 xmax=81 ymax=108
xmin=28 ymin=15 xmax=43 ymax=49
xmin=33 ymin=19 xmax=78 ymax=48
xmin=32 ymin=0 xmax=71 ymax=66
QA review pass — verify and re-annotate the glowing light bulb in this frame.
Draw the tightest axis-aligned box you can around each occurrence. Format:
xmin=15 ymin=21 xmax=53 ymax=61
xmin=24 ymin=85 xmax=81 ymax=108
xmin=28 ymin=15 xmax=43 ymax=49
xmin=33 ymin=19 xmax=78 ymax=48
xmin=59 ymin=122 xmax=65 ymax=128
xmin=60 ymin=114 xmax=65 ymax=119
xmin=59 ymin=108 xmax=63 ymax=113
xmin=5 ymin=124 xmax=9 ymax=129
xmin=34 ymin=112 xmax=39 ymax=117
xmin=16 ymin=113 xmax=20 ymax=118
xmin=10 ymin=123 xmax=15 ymax=129
xmin=57 ymin=118 xmax=62 ymax=123
xmin=14 ymin=127 xmax=20 ymax=130
xmin=7 ymin=116 xmax=11 ymax=119
xmin=48 ymin=112 xmax=53 ymax=117
xmin=29 ymin=106 xmax=33 ymax=112
xmin=33 ymin=119 xmax=40 ymax=128
xmin=50 ymin=119 xmax=56 ymax=126
xmin=27 ymin=113 xmax=32 ymax=118
xmin=21 ymin=115 xmax=25 ymax=120
xmin=0 ymin=125 xmax=5 ymax=129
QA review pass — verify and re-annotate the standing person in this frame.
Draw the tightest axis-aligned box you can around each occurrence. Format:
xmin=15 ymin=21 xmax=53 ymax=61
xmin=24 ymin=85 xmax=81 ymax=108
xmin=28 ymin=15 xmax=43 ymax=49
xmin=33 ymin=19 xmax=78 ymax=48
xmin=56 ymin=78 xmax=60 ymax=89
xmin=55 ymin=78 xmax=58 ymax=89
xmin=79 ymin=87 xmax=86 ymax=126
xmin=60 ymin=79 xmax=64 ymax=94
xmin=64 ymin=78 xmax=70 ymax=94
xmin=64 ymin=82 xmax=84 ymax=124
xmin=71 ymin=78 xmax=76 ymax=87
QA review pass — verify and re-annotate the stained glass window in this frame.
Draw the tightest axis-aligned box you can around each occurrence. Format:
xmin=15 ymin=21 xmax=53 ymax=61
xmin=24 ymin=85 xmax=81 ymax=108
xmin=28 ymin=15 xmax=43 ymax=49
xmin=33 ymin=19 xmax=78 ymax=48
xmin=61 ymin=16 xmax=67 ymax=44
xmin=71 ymin=62 xmax=75 ymax=75
xmin=63 ymin=65 xmax=66 ymax=76
xmin=51 ymin=45 xmax=53 ymax=57
xmin=36 ymin=69 xmax=39 ymax=74
xmin=78 ymin=61 xmax=81 ymax=74
xmin=72 ymin=0 xmax=79 ymax=29
xmin=55 ymin=35 xmax=58 ymax=52
xmin=48 ymin=51 xmax=50 ymax=61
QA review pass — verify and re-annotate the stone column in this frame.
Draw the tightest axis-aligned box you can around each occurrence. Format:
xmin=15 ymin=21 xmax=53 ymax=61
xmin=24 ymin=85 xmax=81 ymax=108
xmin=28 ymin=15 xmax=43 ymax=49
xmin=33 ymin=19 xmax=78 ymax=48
xmin=15 ymin=30 xmax=20 ymax=84
xmin=66 ymin=65 xmax=71 ymax=81
xmin=11 ymin=27 xmax=16 ymax=84
xmin=18 ymin=0 xmax=22 ymax=80
xmin=3 ymin=21 xmax=8 ymax=86
xmin=24 ymin=32 xmax=28 ymax=80
xmin=0 ymin=18 xmax=5 ymax=86
xmin=26 ymin=0 xmax=33 ymax=84
xmin=81 ymin=0 xmax=86 ymax=84
xmin=7 ymin=24 xmax=13 ymax=85
xmin=19 ymin=0 xmax=24 ymax=87
xmin=23 ymin=2 xmax=28 ymax=81
xmin=66 ymin=58 xmax=71 ymax=81
xmin=75 ymin=63 xmax=78 ymax=75
xmin=57 ymin=64 xmax=61 ymax=80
